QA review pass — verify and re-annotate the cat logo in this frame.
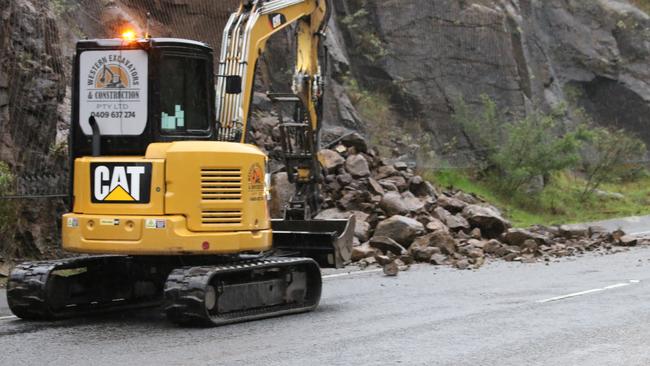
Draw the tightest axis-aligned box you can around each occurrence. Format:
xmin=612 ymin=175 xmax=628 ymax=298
xmin=91 ymin=163 xmax=152 ymax=203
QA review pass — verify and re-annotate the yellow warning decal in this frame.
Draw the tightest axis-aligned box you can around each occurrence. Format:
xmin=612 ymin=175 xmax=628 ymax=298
xmin=104 ymin=185 xmax=136 ymax=201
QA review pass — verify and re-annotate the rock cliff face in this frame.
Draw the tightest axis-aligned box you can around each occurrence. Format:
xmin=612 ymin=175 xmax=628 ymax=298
xmin=0 ymin=0 xmax=68 ymax=257
xmin=335 ymin=0 xmax=650 ymax=149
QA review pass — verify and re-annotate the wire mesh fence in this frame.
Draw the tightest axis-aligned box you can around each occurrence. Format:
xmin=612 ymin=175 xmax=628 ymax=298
xmin=1 ymin=0 xmax=244 ymax=202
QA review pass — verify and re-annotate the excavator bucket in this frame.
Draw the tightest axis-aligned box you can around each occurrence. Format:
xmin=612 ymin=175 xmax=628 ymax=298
xmin=271 ymin=216 xmax=356 ymax=269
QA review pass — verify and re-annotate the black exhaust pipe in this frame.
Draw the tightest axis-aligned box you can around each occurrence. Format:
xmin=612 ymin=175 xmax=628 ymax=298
xmin=89 ymin=116 xmax=101 ymax=157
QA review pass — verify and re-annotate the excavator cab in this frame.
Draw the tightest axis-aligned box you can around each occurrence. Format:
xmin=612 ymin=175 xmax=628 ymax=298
xmin=71 ymin=38 xmax=217 ymax=159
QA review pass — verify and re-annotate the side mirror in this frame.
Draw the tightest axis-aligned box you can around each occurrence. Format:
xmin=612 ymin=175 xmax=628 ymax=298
xmin=225 ymin=75 xmax=242 ymax=94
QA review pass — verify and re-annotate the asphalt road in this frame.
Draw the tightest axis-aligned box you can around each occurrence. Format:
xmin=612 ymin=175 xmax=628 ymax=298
xmin=588 ymin=215 xmax=650 ymax=236
xmin=3 ymin=249 xmax=650 ymax=366
xmin=3 ymin=216 xmax=650 ymax=365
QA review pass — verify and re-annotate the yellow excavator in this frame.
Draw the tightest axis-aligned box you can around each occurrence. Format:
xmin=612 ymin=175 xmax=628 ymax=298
xmin=7 ymin=0 xmax=354 ymax=326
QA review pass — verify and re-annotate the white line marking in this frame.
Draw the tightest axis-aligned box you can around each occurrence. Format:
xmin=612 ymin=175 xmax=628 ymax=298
xmin=323 ymin=269 xmax=383 ymax=279
xmin=603 ymin=283 xmax=630 ymax=290
xmin=538 ymin=280 xmax=640 ymax=303
xmin=0 ymin=315 xmax=17 ymax=321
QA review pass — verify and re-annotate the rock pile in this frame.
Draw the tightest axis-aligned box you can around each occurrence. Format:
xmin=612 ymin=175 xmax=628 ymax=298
xmin=280 ymin=133 xmax=643 ymax=274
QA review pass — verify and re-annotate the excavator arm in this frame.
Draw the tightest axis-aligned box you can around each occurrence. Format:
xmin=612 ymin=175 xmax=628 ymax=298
xmin=216 ymin=0 xmax=330 ymax=220
xmin=216 ymin=0 xmax=329 ymax=135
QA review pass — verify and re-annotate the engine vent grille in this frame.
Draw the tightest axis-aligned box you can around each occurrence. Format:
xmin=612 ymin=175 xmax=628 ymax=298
xmin=201 ymin=168 xmax=242 ymax=201
xmin=201 ymin=210 xmax=243 ymax=226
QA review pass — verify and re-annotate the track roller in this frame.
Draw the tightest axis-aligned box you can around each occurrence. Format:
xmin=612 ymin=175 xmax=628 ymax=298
xmin=164 ymin=257 xmax=322 ymax=326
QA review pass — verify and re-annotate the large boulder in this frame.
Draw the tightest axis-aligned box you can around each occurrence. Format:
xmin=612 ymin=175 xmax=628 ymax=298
xmin=502 ymin=228 xmax=550 ymax=246
xmin=368 ymin=177 xmax=385 ymax=195
xmin=401 ymin=192 xmax=425 ymax=212
xmin=409 ymin=231 xmax=457 ymax=255
xmin=437 ymin=195 xmax=467 ymax=214
xmin=351 ymin=242 xmax=377 ymax=262
xmin=410 ymin=245 xmax=441 ymax=262
xmin=462 ymin=205 xmax=511 ymax=238
xmin=250 ymin=114 xmax=279 ymax=136
xmin=338 ymin=190 xmax=369 ymax=211
xmin=409 ymin=176 xmax=438 ymax=198
xmin=434 ymin=207 xmax=470 ymax=232
xmin=345 ymin=154 xmax=371 ymax=178
xmin=618 ymin=235 xmax=638 ymax=247
xmin=375 ymin=165 xmax=398 ymax=179
xmin=374 ymin=215 xmax=425 ymax=246
xmin=428 ymin=230 xmax=458 ymax=255
xmin=337 ymin=173 xmax=353 ymax=186
xmin=318 ymin=149 xmax=345 ymax=173
xmin=430 ymin=254 xmax=448 ymax=265
xmin=426 ymin=218 xmax=449 ymax=233
xmin=410 ymin=234 xmax=437 ymax=249
xmin=379 ymin=191 xmax=408 ymax=216
xmin=559 ymin=224 xmax=589 ymax=239
xmin=341 ymin=132 xmax=369 ymax=153
xmin=483 ymin=239 xmax=505 ymax=255
xmin=369 ymin=236 xmax=407 ymax=255
xmin=379 ymin=176 xmax=408 ymax=192
xmin=453 ymin=191 xmax=479 ymax=205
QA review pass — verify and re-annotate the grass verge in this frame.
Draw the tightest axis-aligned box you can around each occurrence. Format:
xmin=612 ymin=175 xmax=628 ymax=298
xmin=425 ymin=169 xmax=650 ymax=228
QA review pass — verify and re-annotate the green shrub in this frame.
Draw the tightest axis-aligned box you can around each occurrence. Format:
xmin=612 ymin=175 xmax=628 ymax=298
xmin=454 ymin=95 xmax=586 ymax=192
xmin=452 ymin=95 xmax=502 ymax=161
xmin=0 ymin=162 xmax=15 ymax=245
xmin=0 ymin=162 xmax=12 ymax=196
xmin=341 ymin=7 xmax=388 ymax=62
xmin=342 ymin=74 xmax=394 ymax=152
xmin=581 ymin=127 xmax=647 ymax=196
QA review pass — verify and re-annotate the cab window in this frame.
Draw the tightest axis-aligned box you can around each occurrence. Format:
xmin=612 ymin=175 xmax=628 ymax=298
xmin=159 ymin=55 xmax=210 ymax=134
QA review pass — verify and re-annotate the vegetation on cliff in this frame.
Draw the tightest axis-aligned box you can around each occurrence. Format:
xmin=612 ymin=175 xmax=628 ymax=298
xmin=431 ymin=95 xmax=649 ymax=227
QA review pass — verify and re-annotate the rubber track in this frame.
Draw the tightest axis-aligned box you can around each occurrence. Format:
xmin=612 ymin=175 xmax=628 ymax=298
xmin=7 ymin=256 xmax=160 ymax=320
xmin=164 ymin=257 xmax=322 ymax=326
xmin=7 ymin=260 xmax=63 ymax=320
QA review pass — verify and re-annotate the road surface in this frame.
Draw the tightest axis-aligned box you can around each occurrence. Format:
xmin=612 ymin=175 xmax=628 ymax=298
xmin=2 ymin=216 xmax=650 ymax=365
xmin=588 ymin=215 xmax=650 ymax=236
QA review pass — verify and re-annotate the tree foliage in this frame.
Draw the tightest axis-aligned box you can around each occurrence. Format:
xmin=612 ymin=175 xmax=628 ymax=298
xmin=454 ymin=95 xmax=587 ymax=192
xmin=0 ymin=162 xmax=12 ymax=195
xmin=0 ymin=161 xmax=15 ymax=246
xmin=581 ymin=127 xmax=647 ymax=196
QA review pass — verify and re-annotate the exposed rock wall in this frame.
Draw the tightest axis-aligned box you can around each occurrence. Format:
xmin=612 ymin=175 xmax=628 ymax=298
xmin=0 ymin=0 xmax=68 ymax=257
xmin=335 ymin=0 xmax=650 ymax=150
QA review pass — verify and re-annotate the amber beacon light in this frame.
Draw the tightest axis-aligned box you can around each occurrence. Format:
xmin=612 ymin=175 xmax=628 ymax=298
xmin=121 ymin=29 xmax=136 ymax=41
